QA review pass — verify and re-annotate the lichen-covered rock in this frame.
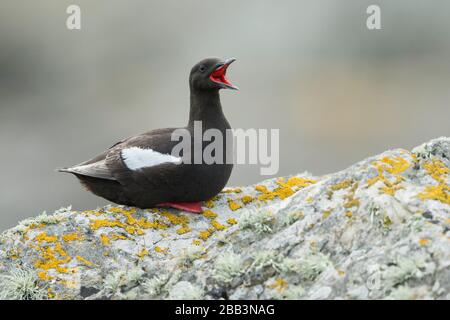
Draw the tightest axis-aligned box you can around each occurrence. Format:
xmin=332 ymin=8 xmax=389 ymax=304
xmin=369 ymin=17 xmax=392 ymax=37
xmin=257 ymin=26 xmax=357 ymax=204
xmin=0 ymin=137 xmax=449 ymax=300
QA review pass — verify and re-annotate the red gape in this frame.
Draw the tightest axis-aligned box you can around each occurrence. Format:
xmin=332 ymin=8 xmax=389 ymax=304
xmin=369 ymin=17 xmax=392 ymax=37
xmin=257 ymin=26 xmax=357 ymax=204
xmin=210 ymin=65 xmax=234 ymax=87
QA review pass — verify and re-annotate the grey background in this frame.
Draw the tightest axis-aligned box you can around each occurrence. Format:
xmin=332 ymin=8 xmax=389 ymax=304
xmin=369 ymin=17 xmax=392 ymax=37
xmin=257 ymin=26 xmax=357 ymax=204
xmin=1 ymin=0 xmax=449 ymax=231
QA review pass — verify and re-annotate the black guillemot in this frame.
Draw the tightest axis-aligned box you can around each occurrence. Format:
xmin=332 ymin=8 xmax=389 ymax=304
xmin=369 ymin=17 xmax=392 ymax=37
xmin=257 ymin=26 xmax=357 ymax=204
xmin=58 ymin=57 xmax=238 ymax=213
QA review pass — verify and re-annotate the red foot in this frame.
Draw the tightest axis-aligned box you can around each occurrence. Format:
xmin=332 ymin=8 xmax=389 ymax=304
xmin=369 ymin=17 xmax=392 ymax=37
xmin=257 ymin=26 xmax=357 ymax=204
xmin=157 ymin=202 xmax=203 ymax=213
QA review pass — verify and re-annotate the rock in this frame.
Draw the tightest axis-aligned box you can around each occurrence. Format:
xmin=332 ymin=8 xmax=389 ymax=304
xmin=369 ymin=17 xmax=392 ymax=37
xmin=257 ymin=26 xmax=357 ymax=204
xmin=0 ymin=137 xmax=449 ymax=300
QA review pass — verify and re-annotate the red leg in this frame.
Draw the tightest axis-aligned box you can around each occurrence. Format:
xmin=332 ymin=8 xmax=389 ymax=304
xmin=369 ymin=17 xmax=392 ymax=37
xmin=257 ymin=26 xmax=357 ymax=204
xmin=156 ymin=202 xmax=203 ymax=213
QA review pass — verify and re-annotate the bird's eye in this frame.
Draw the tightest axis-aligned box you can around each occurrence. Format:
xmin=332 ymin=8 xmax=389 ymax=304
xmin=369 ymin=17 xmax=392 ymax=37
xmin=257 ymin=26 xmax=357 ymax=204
xmin=199 ymin=65 xmax=206 ymax=73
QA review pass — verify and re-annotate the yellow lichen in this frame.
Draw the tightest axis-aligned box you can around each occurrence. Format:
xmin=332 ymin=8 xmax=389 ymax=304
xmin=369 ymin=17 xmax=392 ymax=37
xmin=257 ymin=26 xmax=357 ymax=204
xmin=228 ymin=199 xmax=242 ymax=211
xmin=176 ymin=226 xmax=192 ymax=235
xmin=268 ymin=278 xmax=288 ymax=292
xmin=211 ymin=220 xmax=226 ymax=231
xmin=345 ymin=211 xmax=353 ymax=218
xmin=109 ymin=233 xmax=128 ymax=241
xmin=255 ymin=185 xmax=268 ymax=193
xmin=203 ymin=210 xmax=218 ymax=219
xmin=322 ymin=210 xmax=331 ymax=219
xmin=76 ymin=256 xmax=94 ymax=267
xmin=192 ymin=239 xmax=202 ymax=246
xmin=100 ymin=234 xmax=110 ymax=246
xmin=241 ymin=195 xmax=253 ymax=204
xmin=227 ymin=218 xmax=238 ymax=225
xmin=199 ymin=230 xmax=211 ymax=241
xmin=54 ymin=243 xmax=67 ymax=257
xmin=331 ymin=179 xmax=353 ymax=191
xmin=137 ymin=248 xmax=149 ymax=258
xmin=204 ymin=199 xmax=215 ymax=208
xmin=47 ymin=288 xmax=55 ymax=299
xmin=337 ymin=270 xmax=346 ymax=277
xmin=222 ymin=188 xmax=242 ymax=194
xmin=154 ymin=246 xmax=168 ymax=254
xmin=343 ymin=198 xmax=360 ymax=208
xmin=423 ymin=159 xmax=449 ymax=183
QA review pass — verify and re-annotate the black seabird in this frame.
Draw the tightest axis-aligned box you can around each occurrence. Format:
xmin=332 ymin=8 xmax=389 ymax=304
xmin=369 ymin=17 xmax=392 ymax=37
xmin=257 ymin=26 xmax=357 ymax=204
xmin=58 ymin=57 xmax=238 ymax=213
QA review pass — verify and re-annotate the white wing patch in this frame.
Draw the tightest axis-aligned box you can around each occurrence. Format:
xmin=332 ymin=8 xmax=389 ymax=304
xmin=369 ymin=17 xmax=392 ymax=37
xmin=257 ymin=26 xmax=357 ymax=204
xmin=121 ymin=147 xmax=181 ymax=170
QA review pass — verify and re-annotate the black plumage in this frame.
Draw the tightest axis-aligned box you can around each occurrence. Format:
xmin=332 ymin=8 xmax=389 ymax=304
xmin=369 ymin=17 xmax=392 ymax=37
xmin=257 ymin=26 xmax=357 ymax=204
xmin=58 ymin=58 xmax=237 ymax=212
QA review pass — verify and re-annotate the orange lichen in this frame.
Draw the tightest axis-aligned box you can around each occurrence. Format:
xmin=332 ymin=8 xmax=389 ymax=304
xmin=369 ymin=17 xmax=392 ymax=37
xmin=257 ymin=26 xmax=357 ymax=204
xmin=90 ymin=219 xmax=125 ymax=231
xmin=203 ymin=210 xmax=218 ymax=219
xmin=418 ymin=158 xmax=449 ymax=205
xmin=419 ymin=185 xmax=450 ymax=205
xmin=228 ymin=199 xmax=242 ymax=211
xmin=161 ymin=212 xmax=189 ymax=226
xmin=256 ymin=177 xmax=317 ymax=202
xmin=34 ymin=232 xmax=58 ymax=243
xmin=34 ymin=244 xmax=71 ymax=273
xmin=38 ymin=271 xmax=53 ymax=281
xmin=90 ymin=211 xmax=169 ymax=237
xmin=62 ymin=232 xmax=83 ymax=242
xmin=418 ymin=238 xmax=429 ymax=246
xmin=367 ymin=156 xmax=410 ymax=196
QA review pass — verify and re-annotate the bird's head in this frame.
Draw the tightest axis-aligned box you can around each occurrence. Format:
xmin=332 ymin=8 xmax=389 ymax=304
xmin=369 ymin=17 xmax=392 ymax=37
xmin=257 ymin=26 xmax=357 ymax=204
xmin=189 ymin=57 xmax=238 ymax=92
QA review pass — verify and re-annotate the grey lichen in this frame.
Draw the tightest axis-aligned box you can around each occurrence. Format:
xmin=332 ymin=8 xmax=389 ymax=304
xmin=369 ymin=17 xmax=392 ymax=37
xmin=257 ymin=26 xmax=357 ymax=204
xmin=0 ymin=267 xmax=47 ymax=300
xmin=279 ymin=251 xmax=332 ymax=281
xmin=238 ymin=209 xmax=275 ymax=234
xmin=212 ymin=251 xmax=243 ymax=284
xmin=168 ymin=281 xmax=204 ymax=300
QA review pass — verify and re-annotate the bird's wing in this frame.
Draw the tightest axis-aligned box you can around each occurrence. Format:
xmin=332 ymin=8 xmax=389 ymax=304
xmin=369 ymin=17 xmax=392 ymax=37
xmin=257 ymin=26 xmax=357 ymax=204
xmin=105 ymin=128 xmax=183 ymax=186
xmin=59 ymin=128 xmax=181 ymax=182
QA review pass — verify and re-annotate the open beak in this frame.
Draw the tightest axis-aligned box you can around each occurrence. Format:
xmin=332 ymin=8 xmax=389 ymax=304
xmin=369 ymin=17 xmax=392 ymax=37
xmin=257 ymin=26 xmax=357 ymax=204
xmin=210 ymin=58 xmax=238 ymax=90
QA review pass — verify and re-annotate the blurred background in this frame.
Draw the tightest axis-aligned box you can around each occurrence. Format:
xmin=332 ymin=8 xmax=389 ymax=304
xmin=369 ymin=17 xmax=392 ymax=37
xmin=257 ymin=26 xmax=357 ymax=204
xmin=1 ymin=0 xmax=449 ymax=231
